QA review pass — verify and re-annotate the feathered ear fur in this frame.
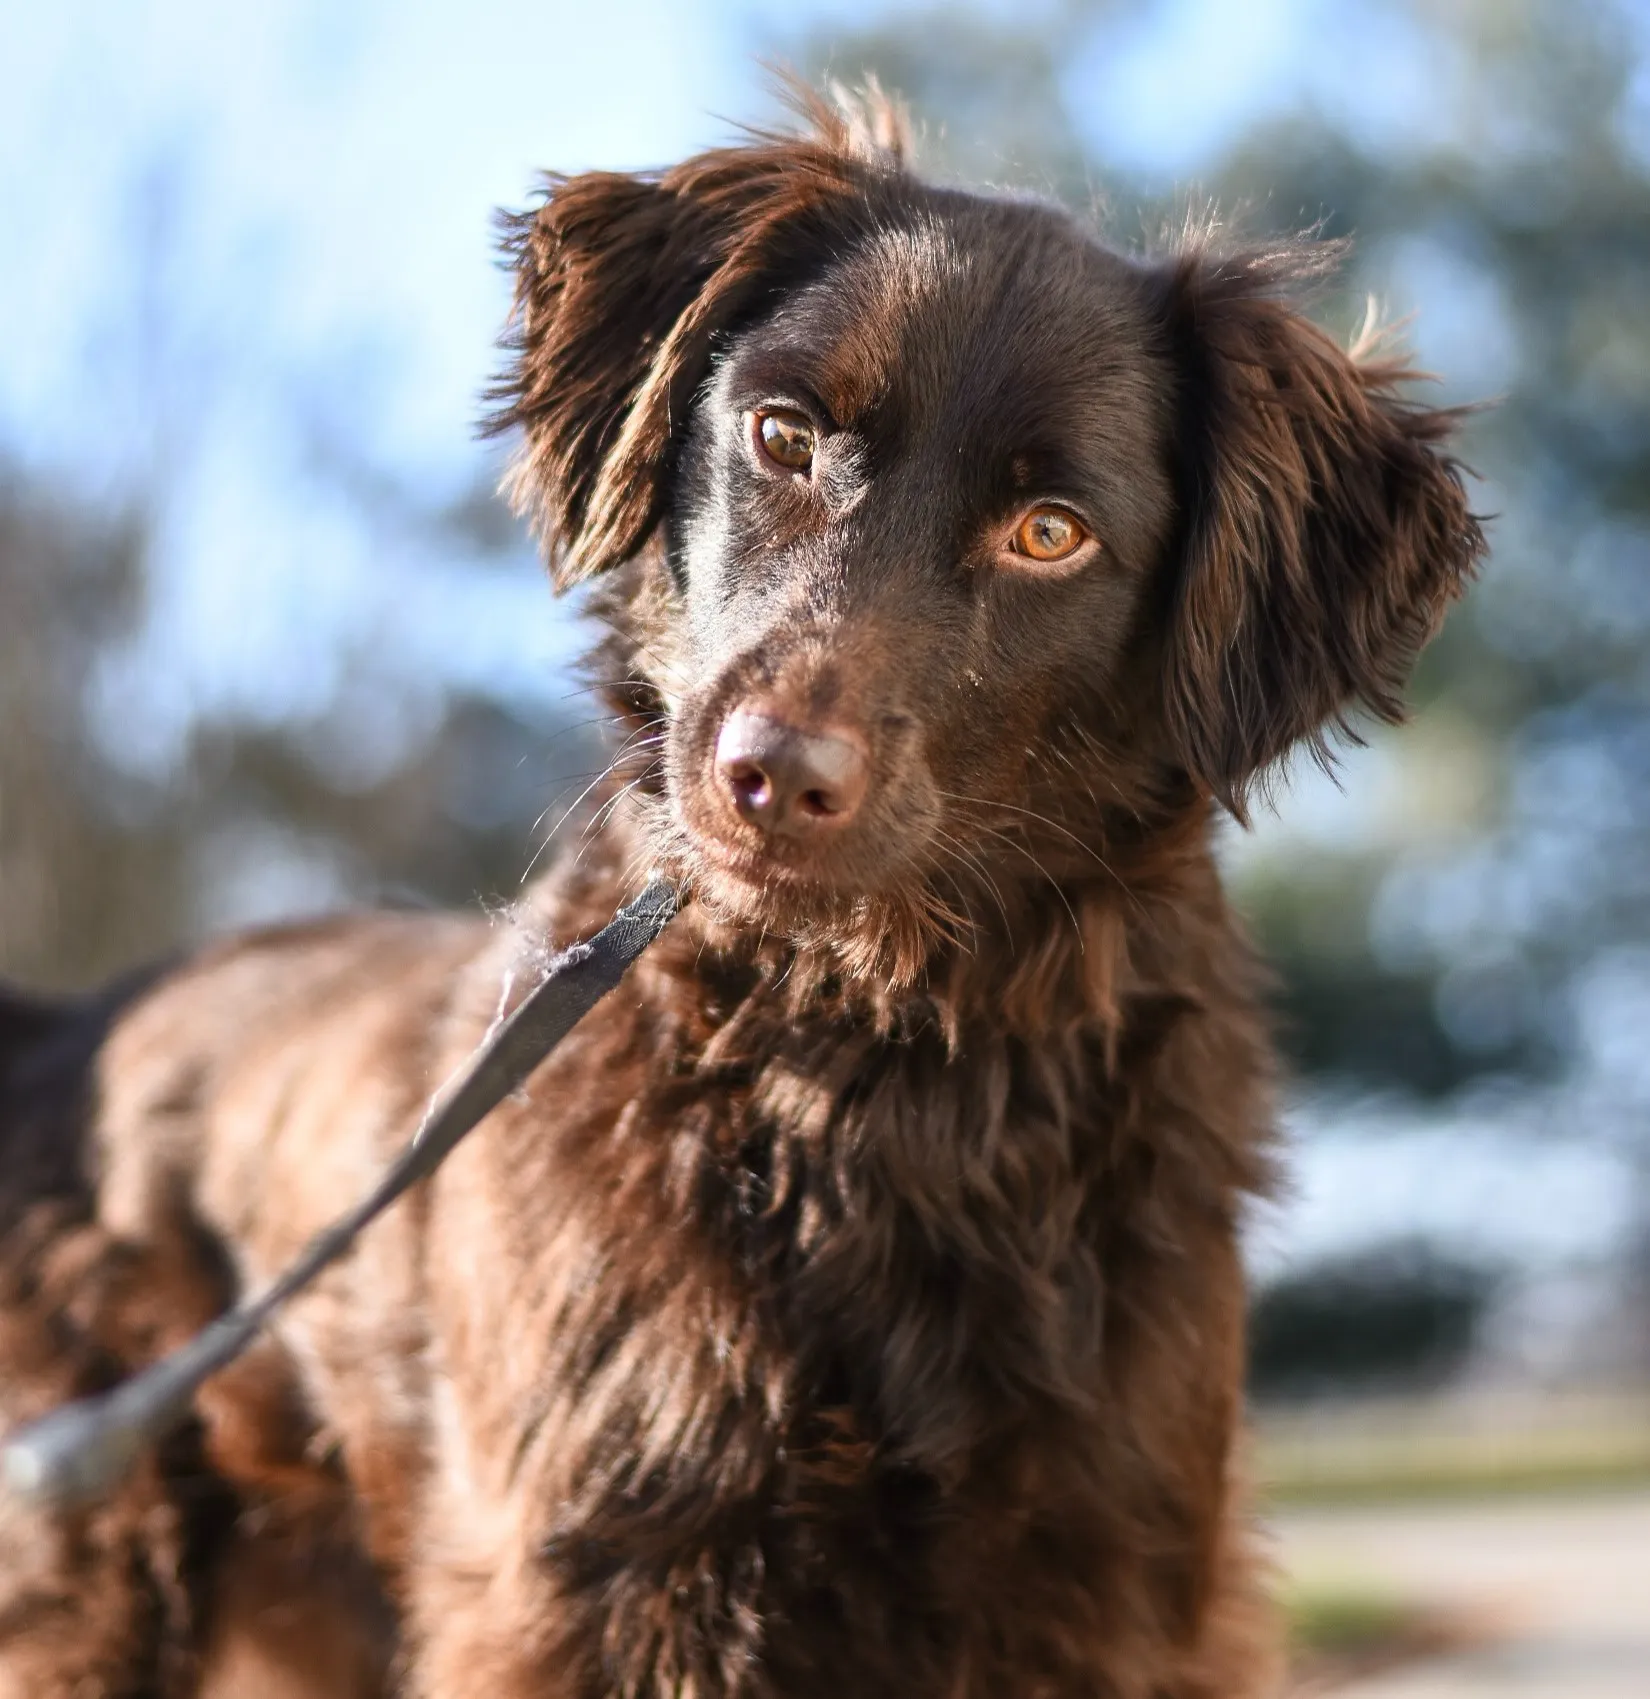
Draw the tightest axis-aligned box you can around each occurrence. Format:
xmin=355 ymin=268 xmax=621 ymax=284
xmin=484 ymin=82 xmax=910 ymax=589
xmin=1153 ymin=239 xmax=1486 ymax=819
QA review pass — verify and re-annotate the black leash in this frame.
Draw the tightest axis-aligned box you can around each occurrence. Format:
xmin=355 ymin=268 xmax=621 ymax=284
xmin=1 ymin=874 xmax=679 ymax=1511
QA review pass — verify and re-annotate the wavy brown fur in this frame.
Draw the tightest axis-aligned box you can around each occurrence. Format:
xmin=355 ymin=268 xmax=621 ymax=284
xmin=0 ymin=84 xmax=1481 ymax=1698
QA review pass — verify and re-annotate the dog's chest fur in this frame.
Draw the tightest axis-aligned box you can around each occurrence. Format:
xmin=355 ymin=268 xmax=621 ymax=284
xmin=340 ymin=835 xmax=1274 ymax=1695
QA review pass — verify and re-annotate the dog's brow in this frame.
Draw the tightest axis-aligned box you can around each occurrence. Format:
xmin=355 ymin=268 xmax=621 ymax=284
xmin=983 ymin=430 xmax=1112 ymax=515
xmin=730 ymin=351 xmax=833 ymax=418
xmin=733 ymin=340 xmax=889 ymax=433
xmin=814 ymin=323 xmax=899 ymax=427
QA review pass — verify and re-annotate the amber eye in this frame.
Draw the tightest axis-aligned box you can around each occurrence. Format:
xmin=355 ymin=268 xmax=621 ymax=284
xmin=1010 ymin=506 xmax=1088 ymax=564
xmin=753 ymin=409 xmax=816 ymax=472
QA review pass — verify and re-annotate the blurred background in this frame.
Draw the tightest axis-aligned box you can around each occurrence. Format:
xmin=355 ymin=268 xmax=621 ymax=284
xmin=3 ymin=1 xmax=1647 ymax=1690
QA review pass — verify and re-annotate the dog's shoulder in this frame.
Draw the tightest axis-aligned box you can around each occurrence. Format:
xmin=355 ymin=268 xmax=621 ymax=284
xmin=103 ymin=909 xmax=475 ymax=1087
xmin=87 ymin=908 xmax=491 ymax=1242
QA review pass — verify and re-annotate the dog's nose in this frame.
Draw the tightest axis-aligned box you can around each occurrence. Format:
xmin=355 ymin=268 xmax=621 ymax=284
xmin=715 ymin=708 xmax=869 ymax=837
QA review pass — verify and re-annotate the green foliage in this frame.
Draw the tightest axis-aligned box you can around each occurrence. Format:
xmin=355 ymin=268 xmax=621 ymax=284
xmin=1249 ymin=1242 xmax=1496 ymax=1400
xmin=1284 ymin=1581 xmax=1418 ymax=1656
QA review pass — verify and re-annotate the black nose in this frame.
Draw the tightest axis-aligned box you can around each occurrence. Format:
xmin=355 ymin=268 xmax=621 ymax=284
xmin=714 ymin=708 xmax=869 ymax=838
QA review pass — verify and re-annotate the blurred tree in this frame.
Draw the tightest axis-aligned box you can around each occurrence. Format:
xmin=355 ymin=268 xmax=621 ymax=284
xmin=0 ymin=140 xmax=606 ymax=993
xmin=0 ymin=476 xmax=186 ymax=988
xmin=1249 ymin=1241 xmax=1497 ymax=1401
xmin=0 ymin=463 xmax=603 ymax=990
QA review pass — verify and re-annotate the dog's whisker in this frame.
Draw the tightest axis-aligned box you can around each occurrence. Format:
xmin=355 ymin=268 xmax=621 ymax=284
xmin=929 ymin=828 xmax=1012 ymax=948
xmin=934 ymin=787 xmax=1097 ymax=862
xmin=937 ymin=816 xmax=1085 ymax=948
xmin=528 ymin=727 xmax=668 ymax=859
xmin=925 ymin=870 xmax=980 ymax=957
xmin=578 ymin=764 xmax=664 ymax=851
xmin=936 ymin=787 xmax=1149 ymax=923
xmin=521 ymin=758 xmax=635 ymax=882
xmin=526 ymin=772 xmax=613 ymax=839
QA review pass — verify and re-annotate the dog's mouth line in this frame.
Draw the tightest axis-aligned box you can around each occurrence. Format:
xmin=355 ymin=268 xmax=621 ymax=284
xmin=685 ymin=833 xmax=854 ymax=893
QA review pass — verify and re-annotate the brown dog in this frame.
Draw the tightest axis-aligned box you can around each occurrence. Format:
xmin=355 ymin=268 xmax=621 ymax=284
xmin=0 ymin=88 xmax=1482 ymax=1698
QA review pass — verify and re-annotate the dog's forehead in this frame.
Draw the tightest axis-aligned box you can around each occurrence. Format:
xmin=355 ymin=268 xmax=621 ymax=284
xmin=747 ymin=200 xmax=1157 ymax=431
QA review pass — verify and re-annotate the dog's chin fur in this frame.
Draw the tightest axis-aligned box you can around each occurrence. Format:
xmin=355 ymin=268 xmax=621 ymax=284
xmin=641 ymin=800 xmax=961 ymax=993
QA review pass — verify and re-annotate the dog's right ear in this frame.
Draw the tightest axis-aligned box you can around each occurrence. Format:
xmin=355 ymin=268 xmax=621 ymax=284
xmin=486 ymin=91 xmax=905 ymax=589
xmin=1150 ymin=238 xmax=1486 ymax=820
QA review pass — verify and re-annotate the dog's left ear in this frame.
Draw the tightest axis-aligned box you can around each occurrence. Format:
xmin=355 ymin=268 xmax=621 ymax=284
xmin=486 ymin=89 xmax=906 ymax=589
xmin=1152 ymin=243 xmax=1486 ymax=819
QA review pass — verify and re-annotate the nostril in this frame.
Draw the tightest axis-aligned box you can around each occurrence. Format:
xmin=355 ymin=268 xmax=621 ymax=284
xmin=726 ymin=758 xmax=772 ymax=812
xmin=797 ymin=788 xmax=837 ymax=818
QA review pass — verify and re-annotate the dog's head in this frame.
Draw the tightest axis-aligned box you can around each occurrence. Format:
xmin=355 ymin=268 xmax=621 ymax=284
xmin=490 ymin=89 xmax=1484 ymax=982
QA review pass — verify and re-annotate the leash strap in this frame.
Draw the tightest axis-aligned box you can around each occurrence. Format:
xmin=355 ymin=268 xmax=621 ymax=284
xmin=2 ymin=875 xmax=679 ymax=1511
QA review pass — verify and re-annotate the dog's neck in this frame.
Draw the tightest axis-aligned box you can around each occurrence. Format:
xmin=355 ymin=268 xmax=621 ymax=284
xmin=518 ymin=793 xmax=1232 ymax=1060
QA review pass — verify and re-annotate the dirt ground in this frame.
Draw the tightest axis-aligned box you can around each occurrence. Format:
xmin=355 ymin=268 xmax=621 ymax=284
xmin=1270 ymin=1489 xmax=1650 ymax=1697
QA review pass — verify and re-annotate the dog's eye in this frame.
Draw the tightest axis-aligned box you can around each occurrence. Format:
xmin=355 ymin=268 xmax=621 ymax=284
xmin=753 ymin=409 xmax=816 ymax=473
xmin=1011 ymin=506 xmax=1088 ymax=564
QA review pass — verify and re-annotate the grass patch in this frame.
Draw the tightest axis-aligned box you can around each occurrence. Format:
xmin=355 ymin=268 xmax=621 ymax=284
xmin=1265 ymin=1450 xmax=1650 ymax=1506
xmin=1286 ymin=1582 xmax=1418 ymax=1656
xmin=1257 ymin=1388 xmax=1650 ymax=1505
xmin=1282 ymin=1580 xmax=1478 ymax=1691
